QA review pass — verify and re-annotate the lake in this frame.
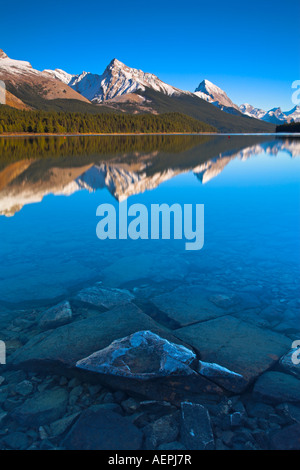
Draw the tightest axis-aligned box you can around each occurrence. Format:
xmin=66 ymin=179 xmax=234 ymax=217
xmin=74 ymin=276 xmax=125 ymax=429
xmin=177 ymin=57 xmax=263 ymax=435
xmin=0 ymin=134 xmax=299 ymax=450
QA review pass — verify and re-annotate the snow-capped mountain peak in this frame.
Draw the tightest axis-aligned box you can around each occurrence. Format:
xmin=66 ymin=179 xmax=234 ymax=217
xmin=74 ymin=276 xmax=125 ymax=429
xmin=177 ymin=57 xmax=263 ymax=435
xmin=45 ymin=58 xmax=185 ymax=103
xmin=0 ymin=49 xmax=33 ymax=74
xmin=194 ymin=79 xmax=240 ymax=113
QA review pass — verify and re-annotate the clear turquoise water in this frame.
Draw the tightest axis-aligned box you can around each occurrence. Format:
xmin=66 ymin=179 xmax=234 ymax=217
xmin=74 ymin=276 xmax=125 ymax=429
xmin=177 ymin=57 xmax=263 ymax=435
xmin=0 ymin=136 xmax=299 ymax=336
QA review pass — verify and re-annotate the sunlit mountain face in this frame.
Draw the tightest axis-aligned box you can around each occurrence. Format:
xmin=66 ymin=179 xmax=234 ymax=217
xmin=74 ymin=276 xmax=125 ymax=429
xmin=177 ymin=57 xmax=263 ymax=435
xmin=0 ymin=135 xmax=299 ymax=216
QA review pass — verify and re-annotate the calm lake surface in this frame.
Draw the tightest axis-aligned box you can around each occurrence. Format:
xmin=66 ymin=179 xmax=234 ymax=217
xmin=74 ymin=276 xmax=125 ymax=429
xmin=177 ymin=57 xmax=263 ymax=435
xmin=0 ymin=134 xmax=299 ymax=450
xmin=0 ymin=135 xmax=299 ymax=313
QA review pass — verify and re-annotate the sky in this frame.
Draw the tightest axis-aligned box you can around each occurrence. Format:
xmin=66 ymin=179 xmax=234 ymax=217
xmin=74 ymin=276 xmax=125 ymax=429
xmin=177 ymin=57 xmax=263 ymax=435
xmin=1 ymin=0 xmax=299 ymax=111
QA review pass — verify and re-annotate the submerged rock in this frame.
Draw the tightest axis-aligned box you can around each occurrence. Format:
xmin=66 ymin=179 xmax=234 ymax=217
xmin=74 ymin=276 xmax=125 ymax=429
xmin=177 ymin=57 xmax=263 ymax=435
xmin=271 ymin=423 xmax=300 ymax=450
xmin=76 ymin=330 xmax=223 ymax=405
xmin=253 ymin=371 xmax=300 ymax=404
xmin=62 ymin=408 xmax=143 ymax=450
xmin=76 ymin=330 xmax=197 ymax=380
xmin=152 ymin=286 xmax=225 ymax=327
xmin=38 ymin=301 xmax=72 ymax=331
xmin=143 ymin=412 xmax=180 ymax=449
xmin=10 ymin=304 xmax=182 ymax=372
xmin=279 ymin=348 xmax=300 ymax=379
xmin=75 ymin=283 xmax=134 ymax=309
xmin=11 ymin=388 xmax=68 ymax=427
xmin=198 ymin=361 xmax=247 ymax=393
xmin=180 ymin=402 xmax=215 ymax=450
xmin=175 ymin=316 xmax=291 ymax=386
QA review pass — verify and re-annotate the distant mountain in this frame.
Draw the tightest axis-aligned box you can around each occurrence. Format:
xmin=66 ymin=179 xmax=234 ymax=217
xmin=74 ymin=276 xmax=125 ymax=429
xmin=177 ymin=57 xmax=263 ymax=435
xmin=239 ymin=104 xmax=266 ymax=120
xmin=44 ymin=58 xmax=185 ymax=103
xmin=192 ymin=77 xmax=300 ymax=124
xmin=0 ymin=49 xmax=92 ymax=110
xmin=194 ymin=79 xmax=240 ymax=114
xmin=0 ymin=49 xmax=275 ymax=132
xmin=239 ymin=104 xmax=300 ymax=124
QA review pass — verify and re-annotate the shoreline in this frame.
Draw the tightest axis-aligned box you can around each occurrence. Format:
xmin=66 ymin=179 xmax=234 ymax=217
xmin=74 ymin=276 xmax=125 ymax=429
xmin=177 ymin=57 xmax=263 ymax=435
xmin=0 ymin=132 xmax=298 ymax=137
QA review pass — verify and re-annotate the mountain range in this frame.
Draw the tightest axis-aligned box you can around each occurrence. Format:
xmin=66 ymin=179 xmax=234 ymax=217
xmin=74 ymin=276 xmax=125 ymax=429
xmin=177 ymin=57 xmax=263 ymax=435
xmin=0 ymin=49 xmax=295 ymax=132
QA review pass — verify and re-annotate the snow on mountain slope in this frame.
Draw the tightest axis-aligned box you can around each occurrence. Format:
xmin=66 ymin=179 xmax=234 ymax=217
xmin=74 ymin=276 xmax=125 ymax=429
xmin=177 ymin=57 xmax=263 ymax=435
xmin=261 ymin=107 xmax=288 ymax=124
xmin=283 ymin=105 xmax=300 ymax=122
xmin=43 ymin=68 xmax=74 ymax=85
xmin=194 ymin=79 xmax=240 ymax=113
xmin=239 ymin=103 xmax=266 ymax=120
xmin=239 ymin=104 xmax=300 ymax=124
xmin=0 ymin=49 xmax=90 ymax=105
xmin=45 ymin=58 xmax=186 ymax=103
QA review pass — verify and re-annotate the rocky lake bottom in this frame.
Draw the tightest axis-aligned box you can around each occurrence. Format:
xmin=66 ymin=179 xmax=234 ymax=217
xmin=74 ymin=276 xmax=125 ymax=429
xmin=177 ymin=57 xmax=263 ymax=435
xmin=0 ymin=268 xmax=299 ymax=451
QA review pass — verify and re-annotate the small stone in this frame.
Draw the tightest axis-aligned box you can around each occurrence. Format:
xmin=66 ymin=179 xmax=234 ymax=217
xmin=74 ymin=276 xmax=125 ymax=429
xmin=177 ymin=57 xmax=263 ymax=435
xmin=279 ymin=349 xmax=300 ymax=379
xmin=68 ymin=378 xmax=80 ymax=388
xmin=198 ymin=361 xmax=247 ymax=393
xmin=39 ymin=426 xmax=48 ymax=440
xmin=0 ymin=411 xmax=7 ymax=425
xmin=15 ymin=380 xmax=34 ymax=397
xmin=230 ymin=412 xmax=244 ymax=427
xmin=0 ymin=377 xmax=5 ymax=386
xmin=180 ymin=402 xmax=215 ymax=450
xmin=221 ymin=430 xmax=235 ymax=447
xmin=75 ymin=284 xmax=135 ymax=309
xmin=39 ymin=301 xmax=72 ymax=330
xmin=88 ymin=384 xmax=102 ymax=396
xmin=11 ymin=388 xmax=68 ymax=427
xmin=144 ymin=413 xmax=180 ymax=449
xmin=2 ymin=432 xmax=29 ymax=450
xmin=49 ymin=412 xmax=81 ymax=437
xmin=121 ymin=398 xmax=140 ymax=414
xmin=246 ymin=402 xmax=275 ymax=419
xmin=69 ymin=385 xmax=83 ymax=398
xmin=271 ymin=424 xmax=300 ymax=450
xmin=157 ymin=441 xmax=186 ymax=450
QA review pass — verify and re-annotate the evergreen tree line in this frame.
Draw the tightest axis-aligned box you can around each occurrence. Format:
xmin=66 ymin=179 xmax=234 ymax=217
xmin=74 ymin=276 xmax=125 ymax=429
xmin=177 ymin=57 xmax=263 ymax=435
xmin=276 ymin=122 xmax=300 ymax=133
xmin=0 ymin=106 xmax=216 ymax=134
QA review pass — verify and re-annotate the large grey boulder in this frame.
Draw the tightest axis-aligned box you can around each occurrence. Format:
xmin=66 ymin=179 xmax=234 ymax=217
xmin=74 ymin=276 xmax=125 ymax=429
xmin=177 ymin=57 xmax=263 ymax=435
xmin=76 ymin=331 xmax=197 ymax=380
xmin=76 ymin=330 xmax=224 ymax=405
xmin=75 ymin=283 xmax=134 ymax=309
xmin=253 ymin=371 xmax=300 ymax=404
xmin=174 ymin=316 xmax=290 ymax=386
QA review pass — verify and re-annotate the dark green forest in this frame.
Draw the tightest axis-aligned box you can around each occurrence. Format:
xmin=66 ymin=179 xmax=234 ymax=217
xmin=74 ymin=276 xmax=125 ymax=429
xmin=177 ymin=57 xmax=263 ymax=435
xmin=276 ymin=122 xmax=300 ymax=133
xmin=0 ymin=106 xmax=216 ymax=134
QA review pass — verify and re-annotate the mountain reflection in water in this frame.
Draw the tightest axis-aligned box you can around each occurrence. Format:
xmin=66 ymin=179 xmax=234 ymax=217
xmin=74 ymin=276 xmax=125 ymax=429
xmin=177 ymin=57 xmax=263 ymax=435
xmin=0 ymin=135 xmax=299 ymax=216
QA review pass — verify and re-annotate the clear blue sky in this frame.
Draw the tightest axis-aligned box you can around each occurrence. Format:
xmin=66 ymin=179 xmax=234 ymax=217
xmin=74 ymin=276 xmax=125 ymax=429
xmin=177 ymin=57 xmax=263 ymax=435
xmin=1 ymin=0 xmax=299 ymax=111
